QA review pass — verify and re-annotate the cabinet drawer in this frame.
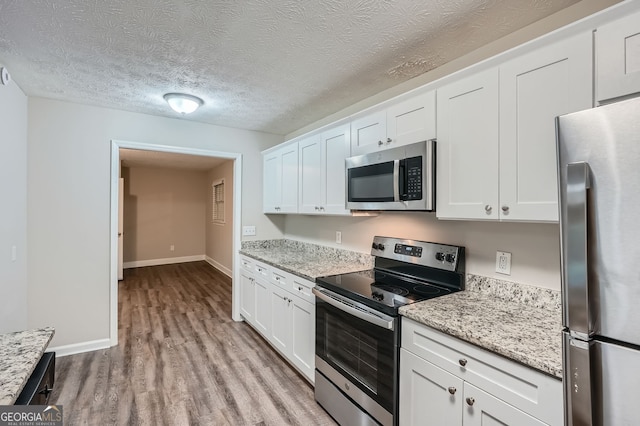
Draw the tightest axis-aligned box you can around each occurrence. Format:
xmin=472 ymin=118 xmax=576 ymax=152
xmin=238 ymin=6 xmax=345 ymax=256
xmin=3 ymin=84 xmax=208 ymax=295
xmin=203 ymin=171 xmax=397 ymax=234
xmin=240 ymin=256 xmax=253 ymax=272
xmin=401 ymin=317 xmax=562 ymax=425
xmin=291 ymin=276 xmax=315 ymax=304
xmin=254 ymin=262 xmax=270 ymax=279
xmin=271 ymin=269 xmax=292 ymax=291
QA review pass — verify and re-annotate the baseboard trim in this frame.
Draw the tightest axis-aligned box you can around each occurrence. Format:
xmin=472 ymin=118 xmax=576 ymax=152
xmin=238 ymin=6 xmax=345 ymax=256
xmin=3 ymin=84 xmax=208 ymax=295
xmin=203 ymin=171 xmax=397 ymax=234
xmin=205 ymin=256 xmax=232 ymax=277
xmin=49 ymin=338 xmax=112 ymax=357
xmin=124 ymin=255 xmax=206 ymax=269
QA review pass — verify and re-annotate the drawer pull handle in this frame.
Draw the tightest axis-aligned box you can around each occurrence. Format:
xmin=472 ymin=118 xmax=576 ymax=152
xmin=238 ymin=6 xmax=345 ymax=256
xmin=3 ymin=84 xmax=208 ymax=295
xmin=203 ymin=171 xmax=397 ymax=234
xmin=466 ymin=397 xmax=475 ymax=406
xmin=298 ymin=286 xmax=303 ymax=291
xmin=448 ymin=387 xmax=456 ymax=395
xmin=459 ymin=358 xmax=467 ymax=367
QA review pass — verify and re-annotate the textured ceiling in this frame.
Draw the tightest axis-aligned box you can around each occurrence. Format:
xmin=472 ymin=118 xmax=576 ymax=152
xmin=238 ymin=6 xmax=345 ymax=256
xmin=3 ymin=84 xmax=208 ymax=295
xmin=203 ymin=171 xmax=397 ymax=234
xmin=0 ymin=0 xmax=581 ymax=135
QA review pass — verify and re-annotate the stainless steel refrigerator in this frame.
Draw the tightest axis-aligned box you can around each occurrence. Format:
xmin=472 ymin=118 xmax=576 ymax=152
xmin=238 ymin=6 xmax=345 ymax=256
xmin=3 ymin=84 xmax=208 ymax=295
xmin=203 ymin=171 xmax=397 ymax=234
xmin=557 ymin=96 xmax=640 ymax=426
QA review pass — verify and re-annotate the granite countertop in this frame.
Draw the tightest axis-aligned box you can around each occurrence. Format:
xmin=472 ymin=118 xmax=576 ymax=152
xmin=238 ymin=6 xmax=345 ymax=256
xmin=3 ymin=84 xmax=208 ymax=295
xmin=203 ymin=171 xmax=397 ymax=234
xmin=0 ymin=327 xmax=55 ymax=404
xmin=240 ymin=239 xmax=373 ymax=281
xmin=400 ymin=275 xmax=562 ymax=379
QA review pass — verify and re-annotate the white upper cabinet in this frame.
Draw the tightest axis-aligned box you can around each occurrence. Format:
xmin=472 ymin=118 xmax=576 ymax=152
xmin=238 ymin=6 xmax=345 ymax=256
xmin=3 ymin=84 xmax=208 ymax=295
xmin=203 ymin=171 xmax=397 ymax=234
xmin=350 ymin=90 xmax=436 ymax=156
xmin=263 ymin=142 xmax=298 ymax=214
xmin=499 ymin=32 xmax=593 ymax=222
xmin=298 ymin=134 xmax=322 ymax=214
xmin=437 ymin=32 xmax=592 ymax=222
xmin=387 ymin=91 xmax=436 ymax=147
xmin=298 ymin=123 xmax=351 ymax=215
xmin=350 ymin=109 xmax=387 ymax=155
xmin=437 ymin=68 xmax=500 ymax=221
xmin=596 ymin=8 xmax=640 ymax=103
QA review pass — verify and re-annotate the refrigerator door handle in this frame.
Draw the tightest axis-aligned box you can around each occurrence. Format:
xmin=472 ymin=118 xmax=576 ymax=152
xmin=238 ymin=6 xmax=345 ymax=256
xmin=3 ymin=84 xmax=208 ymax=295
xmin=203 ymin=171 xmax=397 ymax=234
xmin=563 ymin=333 xmax=594 ymax=426
xmin=564 ymin=161 xmax=591 ymax=339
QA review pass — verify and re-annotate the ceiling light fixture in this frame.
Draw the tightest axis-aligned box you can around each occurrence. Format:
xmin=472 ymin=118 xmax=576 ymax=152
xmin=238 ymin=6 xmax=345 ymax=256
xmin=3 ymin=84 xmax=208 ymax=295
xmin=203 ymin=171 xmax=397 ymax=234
xmin=163 ymin=93 xmax=203 ymax=114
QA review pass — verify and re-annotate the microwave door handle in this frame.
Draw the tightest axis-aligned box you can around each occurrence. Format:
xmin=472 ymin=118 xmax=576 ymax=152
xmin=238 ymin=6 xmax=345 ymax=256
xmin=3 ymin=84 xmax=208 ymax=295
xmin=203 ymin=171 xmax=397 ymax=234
xmin=393 ymin=160 xmax=400 ymax=202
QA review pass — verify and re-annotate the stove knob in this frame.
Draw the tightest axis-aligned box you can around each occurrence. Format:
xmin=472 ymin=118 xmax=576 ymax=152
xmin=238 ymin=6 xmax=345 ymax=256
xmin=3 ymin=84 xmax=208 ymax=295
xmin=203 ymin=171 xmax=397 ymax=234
xmin=378 ymin=244 xmax=385 ymax=251
xmin=372 ymin=291 xmax=384 ymax=301
xmin=372 ymin=243 xmax=379 ymax=250
xmin=435 ymin=252 xmax=445 ymax=262
xmin=446 ymin=254 xmax=456 ymax=263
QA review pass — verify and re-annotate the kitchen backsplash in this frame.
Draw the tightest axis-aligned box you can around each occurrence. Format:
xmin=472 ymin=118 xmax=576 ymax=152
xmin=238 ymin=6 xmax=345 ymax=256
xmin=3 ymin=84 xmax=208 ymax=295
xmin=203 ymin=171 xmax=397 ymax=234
xmin=466 ymin=274 xmax=561 ymax=311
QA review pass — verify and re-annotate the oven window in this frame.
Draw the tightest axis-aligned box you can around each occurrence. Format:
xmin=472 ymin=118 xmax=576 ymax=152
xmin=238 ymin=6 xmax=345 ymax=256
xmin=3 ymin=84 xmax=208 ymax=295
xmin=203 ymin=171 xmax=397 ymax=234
xmin=316 ymin=297 xmax=397 ymax=412
xmin=326 ymin=315 xmax=379 ymax=393
xmin=348 ymin=162 xmax=395 ymax=202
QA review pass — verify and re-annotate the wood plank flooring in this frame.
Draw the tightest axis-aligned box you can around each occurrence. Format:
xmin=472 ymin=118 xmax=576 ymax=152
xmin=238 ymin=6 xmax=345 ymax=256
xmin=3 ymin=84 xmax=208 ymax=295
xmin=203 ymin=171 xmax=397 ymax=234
xmin=51 ymin=261 xmax=336 ymax=426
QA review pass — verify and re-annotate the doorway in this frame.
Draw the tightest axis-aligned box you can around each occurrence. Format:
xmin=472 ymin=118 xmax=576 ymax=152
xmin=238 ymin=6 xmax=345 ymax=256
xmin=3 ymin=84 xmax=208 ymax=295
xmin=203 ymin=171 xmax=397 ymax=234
xmin=109 ymin=139 xmax=243 ymax=346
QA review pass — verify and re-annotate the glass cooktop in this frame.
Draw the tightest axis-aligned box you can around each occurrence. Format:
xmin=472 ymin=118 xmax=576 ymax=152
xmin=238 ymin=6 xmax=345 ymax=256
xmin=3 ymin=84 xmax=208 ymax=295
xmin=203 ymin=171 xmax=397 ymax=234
xmin=315 ymin=269 xmax=454 ymax=316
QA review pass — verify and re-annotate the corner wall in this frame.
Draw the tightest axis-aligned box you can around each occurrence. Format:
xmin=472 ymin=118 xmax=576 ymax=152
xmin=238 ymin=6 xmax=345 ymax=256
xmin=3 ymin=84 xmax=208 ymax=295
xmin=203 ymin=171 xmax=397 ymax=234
xmin=27 ymin=98 xmax=284 ymax=348
xmin=0 ymin=77 xmax=28 ymax=333
xmin=206 ymin=160 xmax=234 ymax=276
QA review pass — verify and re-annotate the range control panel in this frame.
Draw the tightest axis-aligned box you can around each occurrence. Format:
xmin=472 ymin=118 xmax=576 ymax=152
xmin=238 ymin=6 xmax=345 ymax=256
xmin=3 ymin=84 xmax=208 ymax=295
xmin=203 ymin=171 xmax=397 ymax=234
xmin=370 ymin=236 xmax=463 ymax=272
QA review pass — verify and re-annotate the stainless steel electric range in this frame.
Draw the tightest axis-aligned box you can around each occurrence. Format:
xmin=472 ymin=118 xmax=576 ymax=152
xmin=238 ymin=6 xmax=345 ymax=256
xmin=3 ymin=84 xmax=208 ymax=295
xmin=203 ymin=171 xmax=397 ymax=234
xmin=313 ymin=236 xmax=465 ymax=426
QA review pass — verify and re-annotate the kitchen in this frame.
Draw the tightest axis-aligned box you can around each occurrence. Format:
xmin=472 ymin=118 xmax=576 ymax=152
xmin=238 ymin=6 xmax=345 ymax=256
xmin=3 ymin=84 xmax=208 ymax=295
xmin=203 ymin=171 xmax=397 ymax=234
xmin=1 ymin=0 xmax=639 ymax=425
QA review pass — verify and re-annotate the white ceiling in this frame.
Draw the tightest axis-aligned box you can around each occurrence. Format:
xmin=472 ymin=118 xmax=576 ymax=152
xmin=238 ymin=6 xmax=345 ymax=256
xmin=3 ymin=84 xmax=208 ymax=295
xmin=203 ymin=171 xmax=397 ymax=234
xmin=0 ymin=0 xmax=581 ymax=135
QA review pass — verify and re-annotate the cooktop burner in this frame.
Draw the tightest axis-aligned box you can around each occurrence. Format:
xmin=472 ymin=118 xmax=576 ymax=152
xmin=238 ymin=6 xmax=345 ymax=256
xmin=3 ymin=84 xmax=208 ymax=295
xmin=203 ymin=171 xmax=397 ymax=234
xmin=315 ymin=236 xmax=465 ymax=316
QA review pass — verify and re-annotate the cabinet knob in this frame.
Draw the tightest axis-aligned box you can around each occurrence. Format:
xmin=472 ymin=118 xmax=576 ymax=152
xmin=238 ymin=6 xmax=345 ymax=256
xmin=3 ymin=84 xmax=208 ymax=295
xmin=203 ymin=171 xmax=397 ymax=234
xmin=448 ymin=387 xmax=457 ymax=395
xmin=378 ymin=140 xmax=383 ymax=146
xmin=459 ymin=358 xmax=468 ymax=367
xmin=320 ymin=206 xmax=325 ymax=211
xmin=387 ymin=137 xmax=392 ymax=144
xmin=466 ymin=397 xmax=475 ymax=406
xmin=298 ymin=286 xmax=303 ymax=291
xmin=484 ymin=205 xmax=492 ymax=213
xmin=501 ymin=205 xmax=509 ymax=213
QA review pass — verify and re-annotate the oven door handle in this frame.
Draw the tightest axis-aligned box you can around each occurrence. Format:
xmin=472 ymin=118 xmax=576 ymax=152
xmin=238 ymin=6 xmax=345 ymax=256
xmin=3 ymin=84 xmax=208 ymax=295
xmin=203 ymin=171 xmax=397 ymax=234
xmin=312 ymin=288 xmax=395 ymax=330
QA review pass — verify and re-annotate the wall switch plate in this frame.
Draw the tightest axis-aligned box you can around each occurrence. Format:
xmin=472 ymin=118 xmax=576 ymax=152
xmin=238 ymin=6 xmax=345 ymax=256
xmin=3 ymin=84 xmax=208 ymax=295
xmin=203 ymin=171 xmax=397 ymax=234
xmin=336 ymin=231 xmax=342 ymax=244
xmin=243 ymin=226 xmax=256 ymax=236
xmin=496 ymin=251 xmax=512 ymax=275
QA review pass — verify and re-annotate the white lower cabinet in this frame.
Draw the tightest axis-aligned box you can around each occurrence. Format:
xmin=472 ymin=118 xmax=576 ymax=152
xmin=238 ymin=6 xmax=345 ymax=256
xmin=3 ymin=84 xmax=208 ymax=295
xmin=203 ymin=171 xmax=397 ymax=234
xmin=399 ymin=318 xmax=562 ymax=426
xmin=238 ymin=255 xmax=315 ymax=382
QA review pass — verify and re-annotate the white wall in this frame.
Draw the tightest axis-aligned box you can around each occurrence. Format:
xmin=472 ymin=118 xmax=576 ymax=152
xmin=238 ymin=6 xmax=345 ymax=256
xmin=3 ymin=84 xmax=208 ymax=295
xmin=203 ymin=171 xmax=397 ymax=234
xmin=27 ymin=98 xmax=283 ymax=347
xmin=285 ymin=213 xmax=561 ymax=290
xmin=0 ymin=77 xmax=28 ymax=333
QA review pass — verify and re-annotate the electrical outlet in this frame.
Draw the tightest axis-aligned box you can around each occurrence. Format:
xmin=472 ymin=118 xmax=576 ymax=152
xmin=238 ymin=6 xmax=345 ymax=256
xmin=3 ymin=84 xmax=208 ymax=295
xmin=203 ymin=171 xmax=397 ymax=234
xmin=170 ymin=244 xmax=175 ymax=251
xmin=242 ymin=226 xmax=256 ymax=236
xmin=336 ymin=231 xmax=342 ymax=244
xmin=495 ymin=251 xmax=512 ymax=275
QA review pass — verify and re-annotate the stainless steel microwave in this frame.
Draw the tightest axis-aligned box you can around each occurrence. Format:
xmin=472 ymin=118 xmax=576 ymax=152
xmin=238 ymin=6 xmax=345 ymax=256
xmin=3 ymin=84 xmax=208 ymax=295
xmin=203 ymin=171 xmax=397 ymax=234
xmin=345 ymin=140 xmax=435 ymax=211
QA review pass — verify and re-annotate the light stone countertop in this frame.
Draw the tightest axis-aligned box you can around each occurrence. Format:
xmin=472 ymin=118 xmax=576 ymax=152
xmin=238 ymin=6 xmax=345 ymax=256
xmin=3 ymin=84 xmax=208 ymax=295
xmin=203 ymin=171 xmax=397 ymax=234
xmin=400 ymin=275 xmax=562 ymax=379
xmin=0 ymin=327 xmax=55 ymax=404
xmin=240 ymin=239 xmax=373 ymax=281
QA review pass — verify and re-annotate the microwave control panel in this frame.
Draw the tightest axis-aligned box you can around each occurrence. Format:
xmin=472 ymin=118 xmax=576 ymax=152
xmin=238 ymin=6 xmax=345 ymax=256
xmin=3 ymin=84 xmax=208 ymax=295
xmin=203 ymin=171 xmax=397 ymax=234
xmin=404 ymin=156 xmax=422 ymax=200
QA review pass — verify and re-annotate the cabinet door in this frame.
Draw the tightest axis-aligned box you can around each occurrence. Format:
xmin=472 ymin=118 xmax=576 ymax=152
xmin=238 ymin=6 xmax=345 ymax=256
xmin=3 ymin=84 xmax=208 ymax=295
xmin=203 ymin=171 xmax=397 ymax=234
xmin=350 ymin=109 xmax=387 ymax=156
xmin=253 ymin=278 xmax=271 ymax=336
xmin=463 ymin=383 xmax=547 ymax=426
xmin=290 ymin=295 xmax=315 ymax=381
xmin=596 ymin=9 xmax=640 ymax=102
xmin=499 ymin=32 xmax=592 ymax=222
xmin=298 ymin=135 xmax=322 ymax=214
xmin=387 ymin=91 xmax=436 ymax=147
xmin=240 ymin=270 xmax=255 ymax=323
xmin=437 ymin=68 xmax=500 ymax=220
xmin=399 ymin=348 xmax=463 ymax=426
xmin=270 ymin=286 xmax=292 ymax=355
xmin=279 ymin=144 xmax=299 ymax=213
xmin=263 ymin=152 xmax=281 ymax=213
xmin=321 ymin=123 xmax=351 ymax=215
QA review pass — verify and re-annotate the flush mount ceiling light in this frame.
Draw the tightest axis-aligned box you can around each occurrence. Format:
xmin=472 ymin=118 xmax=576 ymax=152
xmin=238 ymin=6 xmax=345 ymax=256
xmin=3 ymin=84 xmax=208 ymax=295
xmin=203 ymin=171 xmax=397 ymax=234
xmin=163 ymin=93 xmax=203 ymax=114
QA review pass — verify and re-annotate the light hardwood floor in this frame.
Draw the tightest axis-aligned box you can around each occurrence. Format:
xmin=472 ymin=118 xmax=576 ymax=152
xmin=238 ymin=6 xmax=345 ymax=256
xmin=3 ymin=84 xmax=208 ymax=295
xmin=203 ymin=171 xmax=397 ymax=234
xmin=51 ymin=261 xmax=336 ymax=426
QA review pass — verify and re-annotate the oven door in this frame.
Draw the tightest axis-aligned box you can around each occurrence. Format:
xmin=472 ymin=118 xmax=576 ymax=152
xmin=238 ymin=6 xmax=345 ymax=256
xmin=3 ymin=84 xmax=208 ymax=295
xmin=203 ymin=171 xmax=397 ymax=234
xmin=313 ymin=286 xmax=397 ymax=425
